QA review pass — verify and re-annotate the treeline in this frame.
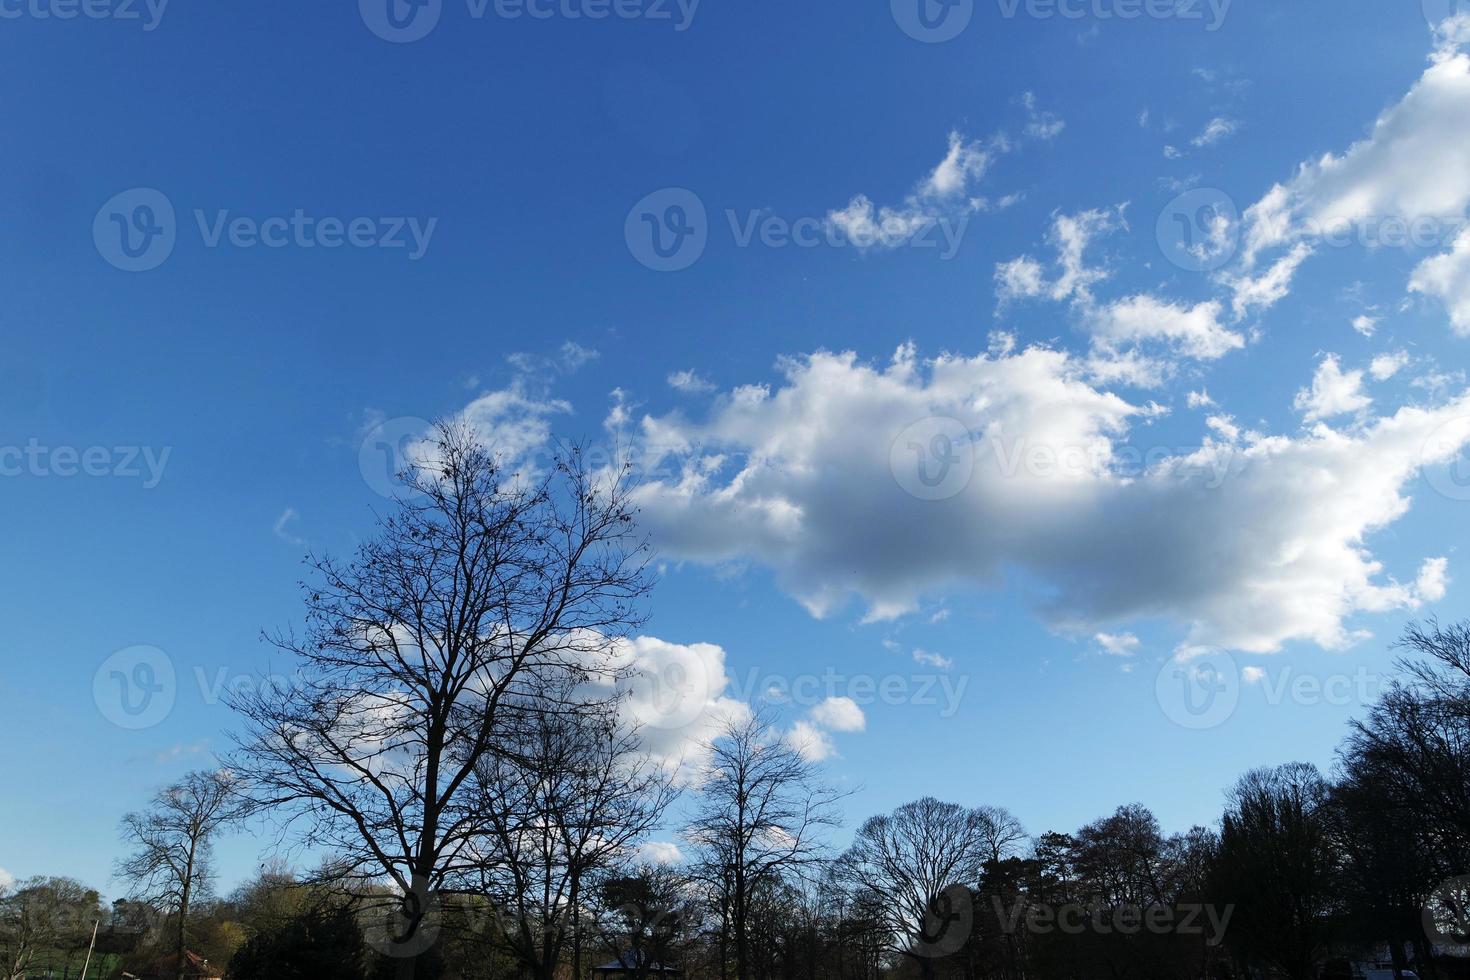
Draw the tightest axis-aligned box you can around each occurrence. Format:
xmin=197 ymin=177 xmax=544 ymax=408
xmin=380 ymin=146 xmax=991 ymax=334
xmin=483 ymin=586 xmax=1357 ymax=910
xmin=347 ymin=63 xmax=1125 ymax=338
xmin=5 ymin=423 xmax=1467 ymax=980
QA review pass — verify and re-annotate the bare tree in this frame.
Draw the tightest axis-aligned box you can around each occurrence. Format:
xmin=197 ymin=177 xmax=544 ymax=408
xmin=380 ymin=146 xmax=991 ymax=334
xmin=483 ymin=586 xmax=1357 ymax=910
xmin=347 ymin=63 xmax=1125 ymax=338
xmin=682 ymin=712 xmax=846 ymax=980
xmin=973 ymin=806 xmax=1028 ymax=866
xmin=228 ymin=422 xmax=652 ymax=980
xmin=834 ymin=798 xmax=1012 ymax=976
xmin=462 ymin=687 xmax=678 ymax=980
xmin=116 ymin=770 xmax=246 ymax=980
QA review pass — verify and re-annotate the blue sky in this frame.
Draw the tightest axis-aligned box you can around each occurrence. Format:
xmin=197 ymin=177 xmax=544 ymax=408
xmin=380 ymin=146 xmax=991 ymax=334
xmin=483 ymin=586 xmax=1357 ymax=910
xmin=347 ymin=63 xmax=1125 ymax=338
xmin=4 ymin=0 xmax=1470 ymax=900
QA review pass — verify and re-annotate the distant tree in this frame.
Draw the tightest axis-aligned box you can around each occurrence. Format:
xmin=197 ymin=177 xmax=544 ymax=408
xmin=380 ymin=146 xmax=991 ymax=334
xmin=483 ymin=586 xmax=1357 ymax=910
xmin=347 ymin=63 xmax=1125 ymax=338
xmin=1343 ymin=619 xmax=1470 ymax=873
xmin=117 ymin=769 xmax=247 ymax=980
xmin=0 ymin=876 xmax=101 ymax=980
xmin=834 ymin=797 xmax=1012 ymax=976
xmin=1212 ymin=763 xmax=1340 ymax=980
xmin=228 ymin=422 xmax=653 ymax=980
xmin=683 ymin=713 xmax=846 ymax=980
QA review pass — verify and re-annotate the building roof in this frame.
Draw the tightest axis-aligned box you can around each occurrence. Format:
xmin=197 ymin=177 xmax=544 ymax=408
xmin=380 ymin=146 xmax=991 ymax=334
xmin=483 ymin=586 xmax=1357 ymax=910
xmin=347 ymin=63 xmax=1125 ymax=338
xmin=593 ymin=951 xmax=682 ymax=973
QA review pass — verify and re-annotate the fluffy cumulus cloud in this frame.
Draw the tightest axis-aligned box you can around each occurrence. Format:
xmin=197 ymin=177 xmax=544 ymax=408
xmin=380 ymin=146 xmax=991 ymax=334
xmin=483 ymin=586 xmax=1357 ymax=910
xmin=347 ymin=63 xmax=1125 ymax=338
xmin=809 ymin=696 xmax=867 ymax=732
xmin=786 ymin=720 xmax=836 ymax=762
xmin=1294 ymin=354 xmax=1372 ymax=422
xmin=614 ymin=344 xmax=1469 ymax=654
xmin=606 ymin=635 xmax=753 ymax=777
xmin=1087 ymin=296 xmax=1243 ymax=362
xmin=636 ymin=841 xmax=685 ymax=865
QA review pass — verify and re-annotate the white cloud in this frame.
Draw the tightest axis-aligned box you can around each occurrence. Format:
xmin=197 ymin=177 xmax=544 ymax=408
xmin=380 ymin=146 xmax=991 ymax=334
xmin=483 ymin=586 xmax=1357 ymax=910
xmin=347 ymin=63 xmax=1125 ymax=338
xmin=786 ymin=720 xmax=836 ymax=762
xmin=1410 ymin=227 xmax=1470 ymax=336
xmin=995 ymin=207 xmax=1129 ymax=313
xmin=1021 ymin=91 xmax=1066 ymax=141
xmin=1206 ymin=414 xmax=1241 ymax=442
xmin=1050 ymin=208 xmax=1126 ymax=303
xmin=922 ymin=130 xmax=993 ymax=197
xmin=1241 ymin=665 xmax=1267 ymax=684
xmin=828 ymin=131 xmax=996 ymax=249
xmin=1294 ymin=354 xmax=1372 ymax=422
xmin=1221 ymin=243 xmax=1313 ymax=319
xmin=1370 ymin=351 xmax=1410 ymax=380
xmin=1191 ymin=116 xmax=1240 ymax=148
xmin=912 ymin=648 xmax=954 ymax=669
xmin=1241 ymin=45 xmax=1470 ymax=268
xmin=272 ymin=507 xmax=305 ymax=546
xmin=607 ymin=636 xmax=753 ymax=779
xmin=995 ymin=256 xmax=1048 ymax=305
xmin=809 ymin=696 xmax=867 ymax=732
xmin=1417 ymin=556 xmax=1450 ymax=601
xmin=669 ymin=369 xmax=717 ymax=394
xmin=613 ymin=344 xmax=1470 ymax=654
xmin=1088 ymin=296 xmax=1244 ymax=363
xmin=1094 ymin=631 xmax=1140 ymax=657
xmin=636 ymin=841 xmax=685 ymax=865
xmin=1352 ymin=314 xmax=1381 ymax=337
xmin=1186 ymin=390 xmax=1216 ymax=409
xmin=560 ymin=341 xmax=601 ymax=371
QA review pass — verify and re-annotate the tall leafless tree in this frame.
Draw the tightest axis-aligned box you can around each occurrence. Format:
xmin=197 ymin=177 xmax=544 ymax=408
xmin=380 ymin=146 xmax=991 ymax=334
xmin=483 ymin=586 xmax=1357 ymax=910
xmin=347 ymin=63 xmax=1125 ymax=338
xmin=682 ymin=713 xmax=846 ymax=980
xmin=462 ymin=686 xmax=678 ymax=980
xmin=228 ymin=422 xmax=653 ymax=980
xmin=834 ymin=797 xmax=1018 ymax=977
xmin=116 ymin=770 xmax=247 ymax=980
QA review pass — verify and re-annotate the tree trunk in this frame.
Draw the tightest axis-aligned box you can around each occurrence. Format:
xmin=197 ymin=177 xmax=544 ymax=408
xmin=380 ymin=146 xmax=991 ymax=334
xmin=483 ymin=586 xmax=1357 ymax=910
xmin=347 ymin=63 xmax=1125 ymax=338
xmin=571 ymin=872 xmax=582 ymax=980
xmin=177 ymin=855 xmax=192 ymax=980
